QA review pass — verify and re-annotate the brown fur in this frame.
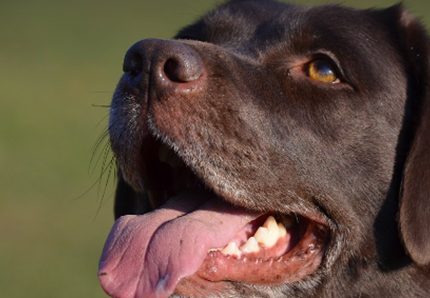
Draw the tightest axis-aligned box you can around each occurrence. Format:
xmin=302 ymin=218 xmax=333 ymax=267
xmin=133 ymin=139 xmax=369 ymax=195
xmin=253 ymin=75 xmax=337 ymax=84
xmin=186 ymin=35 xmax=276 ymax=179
xmin=105 ymin=0 xmax=430 ymax=297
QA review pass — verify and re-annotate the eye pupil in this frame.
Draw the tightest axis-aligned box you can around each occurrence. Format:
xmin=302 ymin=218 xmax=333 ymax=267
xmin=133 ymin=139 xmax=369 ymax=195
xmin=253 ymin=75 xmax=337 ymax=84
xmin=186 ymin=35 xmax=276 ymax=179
xmin=313 ymin=60 xmax=333 ymax=75
xmin=307 ymin=59 xmax=338 ymax=83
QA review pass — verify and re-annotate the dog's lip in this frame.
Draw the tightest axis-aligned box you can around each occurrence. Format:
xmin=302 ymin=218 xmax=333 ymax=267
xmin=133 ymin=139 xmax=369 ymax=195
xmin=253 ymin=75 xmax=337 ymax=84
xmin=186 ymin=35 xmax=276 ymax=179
xmin=139 ymin=140 xmax=329 ymax=226
xmin=195 ymin=216 xmax=328 ymax=286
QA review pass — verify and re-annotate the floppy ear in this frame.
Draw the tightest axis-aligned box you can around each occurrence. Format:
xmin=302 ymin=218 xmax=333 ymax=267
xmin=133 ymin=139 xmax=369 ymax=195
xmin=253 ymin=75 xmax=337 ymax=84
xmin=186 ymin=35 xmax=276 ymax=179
xmin=396 ymin=8 xmax=430 ymax=266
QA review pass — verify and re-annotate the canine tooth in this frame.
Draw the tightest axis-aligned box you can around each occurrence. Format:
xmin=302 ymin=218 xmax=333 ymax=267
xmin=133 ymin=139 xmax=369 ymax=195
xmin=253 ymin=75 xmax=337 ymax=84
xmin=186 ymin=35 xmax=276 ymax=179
xmin=254 ymin=227 xmax=269 ymax=245
xmin=240 ymin=237 xmax=259 ymax=253
xmin=278 ymin=222 xmax=287 ymax=237
xmin=255 ymin=216 xmax=280 ymax=247
xmin=254 ymin=227 xmax=277 ymax=247
xmin=221 ymin=242 xmax=241 ymax=257
xmin=263 ymin=216 xmax=279 ymax=232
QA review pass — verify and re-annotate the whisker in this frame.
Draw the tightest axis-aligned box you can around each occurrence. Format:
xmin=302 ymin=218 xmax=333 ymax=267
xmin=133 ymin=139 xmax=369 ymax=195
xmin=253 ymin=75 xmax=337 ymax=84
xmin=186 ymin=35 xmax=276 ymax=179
xmin=93 ymin=156 xmax=116 ymax=222
xmin=94 ymin=112 xmax=110 ymax=129
xmin=97 ymin=144 xmax=115 ymax=198
xmin=91 ymin=103 xmax=111 ymax=108
xmin=89 ymin=129 xmax=110 ymax=175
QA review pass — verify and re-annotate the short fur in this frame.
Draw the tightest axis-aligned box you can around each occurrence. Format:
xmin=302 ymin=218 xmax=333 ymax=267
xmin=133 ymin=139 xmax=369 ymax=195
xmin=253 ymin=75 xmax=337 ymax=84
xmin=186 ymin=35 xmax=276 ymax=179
xmin=105 ymin=0 xmax=430 ymax=297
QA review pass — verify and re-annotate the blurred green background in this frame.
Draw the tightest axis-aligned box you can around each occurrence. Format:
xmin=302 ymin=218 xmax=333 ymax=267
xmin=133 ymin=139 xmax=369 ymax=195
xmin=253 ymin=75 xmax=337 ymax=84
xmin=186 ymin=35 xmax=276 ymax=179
xmin=1 ymin=0 xmax=429 ymax=297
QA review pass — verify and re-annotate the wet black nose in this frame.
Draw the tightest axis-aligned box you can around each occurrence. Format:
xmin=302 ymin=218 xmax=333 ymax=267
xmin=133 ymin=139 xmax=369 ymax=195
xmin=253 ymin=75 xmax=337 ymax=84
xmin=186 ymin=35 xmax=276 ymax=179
xmin=123 ymin=39 xmax=203 ymax=89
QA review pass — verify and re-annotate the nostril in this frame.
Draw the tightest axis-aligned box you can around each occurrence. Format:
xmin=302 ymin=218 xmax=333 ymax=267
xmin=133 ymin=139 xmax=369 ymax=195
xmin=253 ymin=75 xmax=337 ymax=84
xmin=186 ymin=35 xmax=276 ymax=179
xmin=122 ymin=39 xmax=204 ymax=90
xmin=164 ymin=59 xmax=184 ymax=83
xmin=123 ymin=52 xmax=143 ymax=77
xmin=163 ymin=55 xmax=203 ymax=83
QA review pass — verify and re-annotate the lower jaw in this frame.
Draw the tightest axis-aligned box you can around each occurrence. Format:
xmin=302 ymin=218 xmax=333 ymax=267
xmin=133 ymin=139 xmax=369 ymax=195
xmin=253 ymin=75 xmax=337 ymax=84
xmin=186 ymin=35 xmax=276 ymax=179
xmin=173 ymin=221 xmax=327 ymax=298
xmin=174 ymin=240 xmax=325 ymax=298
xmin=174 ymin=275 xmax=230 ymax=298
xmin=197 ymin=221 xmax=327 ymax=285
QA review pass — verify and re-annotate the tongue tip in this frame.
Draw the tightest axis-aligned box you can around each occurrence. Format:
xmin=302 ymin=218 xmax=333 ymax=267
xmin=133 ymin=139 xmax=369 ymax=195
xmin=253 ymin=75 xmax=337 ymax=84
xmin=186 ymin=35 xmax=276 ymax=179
xmin=98 ymin=270 xmax=140 ymax=298
xmin=98 ymin=271 xmax=179 ymax=298
xmin=98 ymin=198 xmax=263 ymax=298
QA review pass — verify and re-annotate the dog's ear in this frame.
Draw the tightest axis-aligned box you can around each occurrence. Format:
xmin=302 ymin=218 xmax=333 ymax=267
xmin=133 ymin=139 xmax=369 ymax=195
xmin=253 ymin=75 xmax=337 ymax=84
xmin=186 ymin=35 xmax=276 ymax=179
xmin=391 ymin=7 xmax=430 ymax=266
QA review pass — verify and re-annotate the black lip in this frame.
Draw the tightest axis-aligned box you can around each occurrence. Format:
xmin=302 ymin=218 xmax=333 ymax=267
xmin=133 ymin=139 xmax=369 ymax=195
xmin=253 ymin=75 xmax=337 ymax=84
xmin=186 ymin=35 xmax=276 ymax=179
xmin=136 ymin=136 xmax=206 ymax=208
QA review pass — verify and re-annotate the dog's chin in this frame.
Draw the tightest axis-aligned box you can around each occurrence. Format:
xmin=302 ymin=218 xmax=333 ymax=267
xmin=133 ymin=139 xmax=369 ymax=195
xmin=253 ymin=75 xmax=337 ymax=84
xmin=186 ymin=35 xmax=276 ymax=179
xmin=116 ymin=135 xmax=330 ymax=297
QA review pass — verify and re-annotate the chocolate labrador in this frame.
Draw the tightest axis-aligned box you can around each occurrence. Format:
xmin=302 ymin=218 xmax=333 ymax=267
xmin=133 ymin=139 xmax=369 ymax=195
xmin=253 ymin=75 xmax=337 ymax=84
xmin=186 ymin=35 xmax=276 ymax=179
xmin=98 ymin=0 xmax=430 ymax=297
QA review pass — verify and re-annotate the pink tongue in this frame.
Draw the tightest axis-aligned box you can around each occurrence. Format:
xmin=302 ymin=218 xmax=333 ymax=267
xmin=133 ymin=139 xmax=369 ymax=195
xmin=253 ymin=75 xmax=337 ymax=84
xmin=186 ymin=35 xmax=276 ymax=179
xmin=98 ymin=192 xmax=260 ymax=298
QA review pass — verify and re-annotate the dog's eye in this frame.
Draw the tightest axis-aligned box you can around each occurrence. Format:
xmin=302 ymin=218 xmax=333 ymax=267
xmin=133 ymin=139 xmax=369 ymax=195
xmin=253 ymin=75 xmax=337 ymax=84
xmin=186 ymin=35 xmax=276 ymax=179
xmin=305 ymin=59 xmax=339 ymax=83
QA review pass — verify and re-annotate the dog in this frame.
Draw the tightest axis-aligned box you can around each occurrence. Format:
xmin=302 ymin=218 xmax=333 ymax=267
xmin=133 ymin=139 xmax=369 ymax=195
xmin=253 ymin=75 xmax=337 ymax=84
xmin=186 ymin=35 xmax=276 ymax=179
xmin=98 ymin=0 xmax=430 ymax=297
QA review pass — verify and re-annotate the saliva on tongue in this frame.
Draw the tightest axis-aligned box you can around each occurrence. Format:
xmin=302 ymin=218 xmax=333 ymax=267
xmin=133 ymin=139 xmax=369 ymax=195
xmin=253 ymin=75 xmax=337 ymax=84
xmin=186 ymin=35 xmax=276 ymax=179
xmin=98 ymin=191 xmax=261 ymax=298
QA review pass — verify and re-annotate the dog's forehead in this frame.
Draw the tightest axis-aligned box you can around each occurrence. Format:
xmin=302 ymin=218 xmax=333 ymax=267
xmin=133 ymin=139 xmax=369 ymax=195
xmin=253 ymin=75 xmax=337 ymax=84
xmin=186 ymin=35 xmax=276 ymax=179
xmin=177 ymin=0 xmax=394 ymax=57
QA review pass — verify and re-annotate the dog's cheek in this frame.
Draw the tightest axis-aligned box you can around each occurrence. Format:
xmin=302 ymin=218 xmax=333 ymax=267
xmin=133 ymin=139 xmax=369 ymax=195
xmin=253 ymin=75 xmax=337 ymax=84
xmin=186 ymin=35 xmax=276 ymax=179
xmin=265 ymin=80 xmax=405 ymax=258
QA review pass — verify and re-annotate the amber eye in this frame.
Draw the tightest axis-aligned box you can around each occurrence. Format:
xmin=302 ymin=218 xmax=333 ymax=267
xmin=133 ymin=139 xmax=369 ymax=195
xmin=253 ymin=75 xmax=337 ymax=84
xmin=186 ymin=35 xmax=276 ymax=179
xmin=305 ymin=59 xmax=339 ymax=83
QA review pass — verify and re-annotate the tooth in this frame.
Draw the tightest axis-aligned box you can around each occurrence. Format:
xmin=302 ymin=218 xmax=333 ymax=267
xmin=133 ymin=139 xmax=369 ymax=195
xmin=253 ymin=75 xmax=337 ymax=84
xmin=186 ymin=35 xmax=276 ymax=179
xmin=255 ymin=216 xmax=279 ymax=247
xmin=255 ymin=227 xmax=277 ymax=247
xmin=278 ymin=222 xmax=287 ymax=237
xmin=263 ymin=216 xmax=279 ymax=231
xmin=240 ymin=237 xmax=259 ymax=253
xmin=221 ymin=242 xmax=241 ymax=258
xmin=254 ymin=226 xmax=269 ymax=243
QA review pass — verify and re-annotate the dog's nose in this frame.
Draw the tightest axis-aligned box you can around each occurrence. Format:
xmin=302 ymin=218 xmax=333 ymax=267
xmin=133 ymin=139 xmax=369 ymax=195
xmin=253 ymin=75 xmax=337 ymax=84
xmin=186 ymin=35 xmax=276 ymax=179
xmin=122 ymin=39 xmax=203 ymax=90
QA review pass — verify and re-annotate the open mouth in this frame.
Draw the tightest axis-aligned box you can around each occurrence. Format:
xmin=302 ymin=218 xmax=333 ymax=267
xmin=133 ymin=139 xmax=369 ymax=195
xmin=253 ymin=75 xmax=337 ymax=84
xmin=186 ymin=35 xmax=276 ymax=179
xmin=99 ymin=136 xmax=329 ymax=298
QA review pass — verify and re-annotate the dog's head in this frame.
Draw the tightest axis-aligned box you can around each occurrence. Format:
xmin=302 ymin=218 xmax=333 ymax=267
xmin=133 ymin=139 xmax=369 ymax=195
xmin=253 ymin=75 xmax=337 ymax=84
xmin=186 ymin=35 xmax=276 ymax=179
xmin=99 ymin=1 xmax=430 ymax=297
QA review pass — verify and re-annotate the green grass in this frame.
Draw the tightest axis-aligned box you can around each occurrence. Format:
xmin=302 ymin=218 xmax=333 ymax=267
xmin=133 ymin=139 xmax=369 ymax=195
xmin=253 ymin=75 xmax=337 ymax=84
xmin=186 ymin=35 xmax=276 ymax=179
xmin=1 ymin=0 xmax=428 ymax=297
